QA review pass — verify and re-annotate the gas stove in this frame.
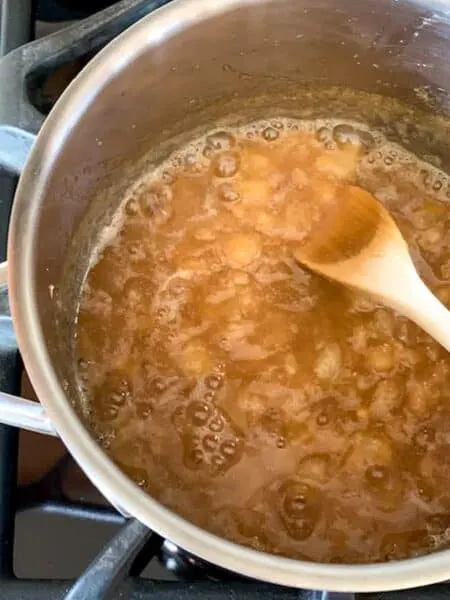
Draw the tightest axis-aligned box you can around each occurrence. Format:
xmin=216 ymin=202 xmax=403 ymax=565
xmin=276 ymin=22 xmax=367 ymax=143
xmin=0 ymin=1 xmax=449 ymax=598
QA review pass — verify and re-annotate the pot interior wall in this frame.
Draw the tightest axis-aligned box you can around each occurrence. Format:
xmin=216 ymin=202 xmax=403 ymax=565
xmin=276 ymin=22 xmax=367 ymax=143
xmin=28 ymin=0 xmax=450 ymax=415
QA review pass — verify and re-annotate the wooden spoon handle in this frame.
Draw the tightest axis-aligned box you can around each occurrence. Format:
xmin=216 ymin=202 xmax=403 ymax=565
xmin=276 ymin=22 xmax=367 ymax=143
xmin=388 ymin=268 xmax=450 ymax=352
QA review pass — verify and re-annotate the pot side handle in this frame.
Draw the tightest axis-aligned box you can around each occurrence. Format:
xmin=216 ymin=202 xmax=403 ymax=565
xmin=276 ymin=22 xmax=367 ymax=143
xmin=0 ymin=261 xmax=58 ymax=436
xmin=0 ymin=390 xmax=58 ymax=436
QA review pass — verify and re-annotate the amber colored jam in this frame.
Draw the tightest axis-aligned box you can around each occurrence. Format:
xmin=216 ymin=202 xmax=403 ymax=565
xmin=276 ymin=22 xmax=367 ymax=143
xmin=76 ymin=118 xmax=450 ymax=563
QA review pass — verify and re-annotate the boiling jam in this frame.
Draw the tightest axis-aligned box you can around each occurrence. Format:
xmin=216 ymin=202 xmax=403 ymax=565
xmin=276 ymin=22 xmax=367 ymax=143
xmin=76 ymin=118 xmax=450 ymax=563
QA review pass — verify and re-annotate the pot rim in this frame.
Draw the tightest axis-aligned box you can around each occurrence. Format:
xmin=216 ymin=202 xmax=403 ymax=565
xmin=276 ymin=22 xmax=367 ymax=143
xmin=9 ymin=0 xmax=450 ymax=591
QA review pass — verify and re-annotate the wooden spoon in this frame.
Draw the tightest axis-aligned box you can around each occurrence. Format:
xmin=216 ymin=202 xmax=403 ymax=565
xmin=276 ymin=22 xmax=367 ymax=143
xmin=293 ymin=184 xmax=450 ymax=351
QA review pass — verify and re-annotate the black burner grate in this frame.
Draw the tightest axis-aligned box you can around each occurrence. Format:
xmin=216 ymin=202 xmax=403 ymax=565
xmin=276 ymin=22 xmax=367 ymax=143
xmin=36 ymin=1 xmax=122 ymax=22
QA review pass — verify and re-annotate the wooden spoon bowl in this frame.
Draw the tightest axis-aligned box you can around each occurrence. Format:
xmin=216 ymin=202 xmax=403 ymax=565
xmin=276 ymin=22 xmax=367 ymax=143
xmin=293 ymin=185 xmax=450 ymax=351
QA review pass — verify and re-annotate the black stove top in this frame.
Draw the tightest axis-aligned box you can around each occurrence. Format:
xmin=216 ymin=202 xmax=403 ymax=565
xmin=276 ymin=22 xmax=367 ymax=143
xmin=37 ymin=0 xmax=121 ymax=21
xmin=1 ymin=1 xmax=450 ymax=598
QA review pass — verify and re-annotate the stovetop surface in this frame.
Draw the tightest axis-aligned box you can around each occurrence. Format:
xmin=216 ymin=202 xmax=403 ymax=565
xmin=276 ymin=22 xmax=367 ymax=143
xmin=2 ymin=0 xmax=450 ymax=598
xmin=37 ymin=0 xmax=120 ymax=21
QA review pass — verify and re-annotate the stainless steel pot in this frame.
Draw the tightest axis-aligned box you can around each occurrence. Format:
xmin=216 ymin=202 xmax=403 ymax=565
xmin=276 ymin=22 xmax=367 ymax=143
xmin=2 ymin=0 xmax=450 ymax=592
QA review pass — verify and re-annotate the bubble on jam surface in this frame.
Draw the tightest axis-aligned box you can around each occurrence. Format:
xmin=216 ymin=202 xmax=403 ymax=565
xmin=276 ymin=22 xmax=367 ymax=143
xmin=183 ymin=444 xmax=206 ymax=469
xmin=94 ymin=371 xmax=132 ymax=421
xmin=278 ymin=479 xmax=321 ymax=540
xmin=217 ymin=182 xmax=241 ymax=203
xmin=129 ymin=466 xmax=150 ymax=489
xmin=77 ymin=357 xmax=91 ymax=383
xmin=315 ymin=126 xmax=334 ymax=148
xmin=332 ymin=123 xmax=375 ymax=151
xmin=203 ymin=433 xmax=219 ymax=451
xmin=176 ymin=398 xmax=244 ymax=475
xmin=209 ymin=416 xmax=225 ymax=433
xmin=365 ymin=464 xmax=388 ymax=483
xmin=412 ymin=474 xmax=436 ymax=503
xmin=130 ymin=182 xmax=173 ymax=221
xmin=212 ymin=453 xmax=228 ymax=469
xmin=124 ymin=197 xmax=140 ymax=216
xmin=97 ymin=428 xmax=116 ymax=451
xmin=314 ymin=397 xmax=339 ymax=427
xmin=185 ymin=400 xmax=212 ymax=426
xmin=161 ymin=170 xmax=175 ymax=184
xmin=415 ymin=167 xmax=450 ymax=199
xmin=380 ymin=530 xmax=431 ymax=561
xmin=184 ymin=152 xmax=206 ymax=173
xmin=262 ymin=126 xmax=279 ymax=142
xmin=332 ymin=123 xmax=359 ymax=145
xmin=135 ymin=401 xmax=152 ymax=419
xmin=365 ymin=465 xmax=407 ymax=512
xmin=204 ymin=131 xmax=236 ymax=153
xmin=205 ymin=373 xmax=224 ymax=390
xmin=212 ymin=151 xmax=241 ymax=178
xmin=316 ymin=412 xmax=329 ymax=426
xmin=145 ymin=374 xmax=170 ymax=398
